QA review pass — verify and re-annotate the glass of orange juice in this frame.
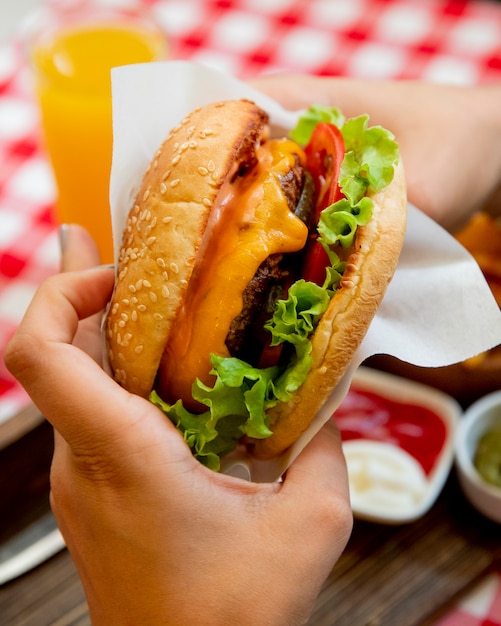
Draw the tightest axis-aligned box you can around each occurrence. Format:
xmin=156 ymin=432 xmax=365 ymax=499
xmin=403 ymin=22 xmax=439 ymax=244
xmin=27 ymin=0 xmax=168 ymax=263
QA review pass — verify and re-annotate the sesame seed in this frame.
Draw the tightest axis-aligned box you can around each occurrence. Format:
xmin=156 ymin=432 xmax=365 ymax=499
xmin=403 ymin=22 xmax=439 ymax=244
xmin=122 ymin=299 xmax=130 ymax=306
xmin=120 ymin=313 xmax=128 ymax=322
xmin=162 ymin=271 xmax=169 ymax=281
xmin=143 ymin=188 xmax=150 ymax=201
xmin=149 ymin=292 xmax=158 ymax=303
xmin=147 ymin=236 xmax=157 ymax=246
xmin=189 ymin=141 xmax=197 ymax=149
xmin=170 ymin=179 xmax=180 ymax=187
xmin=115 ymin=369 xmax=126 ymax=384
xmin=198 ymin=166 xmax=208 ymax=176
xmin=153 ymin=313 xmax=164 ymax=321
xmin=128 ymin=285 xmax=136 ymax=293
xmin=181 ymin=141 xmax=189 ymax=152
xmin=135 ymin=345 xmax=144 ymax=354
xmin=131 ymin=297 xmax=139 ymax=304
xmin=207 ymin=160 xmax=215 ymax=172
xmin=112 ymin=303 xmax=119 ymax=315
xmin=118 ymin=320 xmax=126 ymax=329
xmin=135 ymin=279 xmax=143 ymax=290
xmin=143 ymin=279 xmax=152 ymax=288
xmin=170 ymin=262 xmax=179 ymax=273
xmin=162 ymin=170 xmax=171 ymax=180
xmin=157 ymin=258 xmax=166 ymax=268
xmin=171 ymin=155 xmax=180 ymax=165
xmin=137 ymin=304 xmax=147 ymax=312
xmin=202 ymin=197 xmax=212 ymax=207
xmin=160 ymin=183 xmax=167 ymax=194
xmin=162 ymin=216 xmax=173 ymax=224
xmin=162 ymin=285 xmax=170 ymax=298
xmin=118 ymin=352 xmax=125 ymax=361
xmin=131 ymin=311 xmax=138 ymax=322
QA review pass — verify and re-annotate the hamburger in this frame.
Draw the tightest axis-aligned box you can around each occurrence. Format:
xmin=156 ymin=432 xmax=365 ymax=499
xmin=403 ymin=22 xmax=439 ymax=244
xmin=104 ymin=99 xmax=406 ymax=470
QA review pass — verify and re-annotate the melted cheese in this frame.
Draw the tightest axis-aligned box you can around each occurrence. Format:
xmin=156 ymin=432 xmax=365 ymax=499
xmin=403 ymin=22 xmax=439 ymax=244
xmin=159 ymin=139 xmax=308 ymax=408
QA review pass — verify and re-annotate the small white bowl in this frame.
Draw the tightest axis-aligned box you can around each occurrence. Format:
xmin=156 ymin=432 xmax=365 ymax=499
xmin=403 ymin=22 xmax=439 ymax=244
xmin=455 ymin=390 xmax=501 ymax=524
xmin=336 ymin=367 xmax=461 ymax=524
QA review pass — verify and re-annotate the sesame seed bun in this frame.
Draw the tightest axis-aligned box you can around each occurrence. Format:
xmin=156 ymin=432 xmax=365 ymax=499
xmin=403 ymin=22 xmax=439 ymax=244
xmin=105 ymin=100 xmax=268 ymax=396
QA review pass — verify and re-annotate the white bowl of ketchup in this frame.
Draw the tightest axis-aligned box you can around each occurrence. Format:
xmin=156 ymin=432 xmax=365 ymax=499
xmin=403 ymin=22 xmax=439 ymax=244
xmin=333 ymin=367 xmax=462 ymax=524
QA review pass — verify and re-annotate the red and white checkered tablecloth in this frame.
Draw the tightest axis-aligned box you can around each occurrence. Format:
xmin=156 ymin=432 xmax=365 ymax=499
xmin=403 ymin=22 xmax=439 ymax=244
xmin=0 ymin=0 xmax=500 ymax=621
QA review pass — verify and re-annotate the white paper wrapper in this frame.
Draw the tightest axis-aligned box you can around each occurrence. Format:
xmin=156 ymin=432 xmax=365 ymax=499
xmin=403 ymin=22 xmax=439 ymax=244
xmin=109 ymin=60 xmax=501 ymax=482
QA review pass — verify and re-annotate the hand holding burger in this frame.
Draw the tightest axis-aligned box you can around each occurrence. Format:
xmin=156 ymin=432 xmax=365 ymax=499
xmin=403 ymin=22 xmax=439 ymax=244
xmin=104 ymin=99 xmax=406 ymax=470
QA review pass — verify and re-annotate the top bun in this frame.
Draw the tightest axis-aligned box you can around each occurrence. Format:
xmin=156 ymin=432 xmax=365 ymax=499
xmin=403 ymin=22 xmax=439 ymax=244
xmin=105 ymin=100 xmax=269 ymax=397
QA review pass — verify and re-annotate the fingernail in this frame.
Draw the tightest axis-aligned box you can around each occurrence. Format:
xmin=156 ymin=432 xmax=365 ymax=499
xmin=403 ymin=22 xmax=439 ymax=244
xmin=59 ymin=224 xmax=69 ymax=256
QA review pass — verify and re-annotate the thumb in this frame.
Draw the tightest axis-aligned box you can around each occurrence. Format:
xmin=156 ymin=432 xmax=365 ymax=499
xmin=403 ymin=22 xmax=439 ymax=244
xmin=60 ymin=224 xmax=102 ymax=272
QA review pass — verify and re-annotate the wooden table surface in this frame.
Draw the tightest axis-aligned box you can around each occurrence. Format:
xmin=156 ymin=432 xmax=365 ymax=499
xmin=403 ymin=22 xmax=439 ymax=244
xmin=0 ymin=407 xmax=500 ymax=626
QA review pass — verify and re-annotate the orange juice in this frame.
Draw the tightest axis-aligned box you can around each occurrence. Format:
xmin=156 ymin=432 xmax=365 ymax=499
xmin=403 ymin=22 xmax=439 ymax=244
xmin=31 ymin=14 xmax=166 ymax=263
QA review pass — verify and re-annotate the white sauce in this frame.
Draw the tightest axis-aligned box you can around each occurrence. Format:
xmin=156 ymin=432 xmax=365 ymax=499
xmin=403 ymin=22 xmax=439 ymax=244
xmin=343 ymin=440 xmax=428 ymax=518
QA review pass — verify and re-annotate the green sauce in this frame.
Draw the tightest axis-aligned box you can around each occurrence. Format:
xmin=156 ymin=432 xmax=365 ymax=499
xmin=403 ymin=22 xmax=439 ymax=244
xmin=474 ymin=425 xmax=501 ymax=488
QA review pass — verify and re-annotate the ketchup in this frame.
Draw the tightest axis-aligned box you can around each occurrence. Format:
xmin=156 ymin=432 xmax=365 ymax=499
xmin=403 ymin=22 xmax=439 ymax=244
xmin=334 ymin=386 xmax=448 ymax=475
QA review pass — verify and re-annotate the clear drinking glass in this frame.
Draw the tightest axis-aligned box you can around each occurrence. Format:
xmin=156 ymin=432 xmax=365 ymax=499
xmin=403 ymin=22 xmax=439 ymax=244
xmin=27 ymin=0 xmax=168 ymax=263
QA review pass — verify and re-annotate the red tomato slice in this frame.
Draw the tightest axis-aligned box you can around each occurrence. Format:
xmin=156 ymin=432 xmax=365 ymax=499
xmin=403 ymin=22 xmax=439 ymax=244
xmin=304 ymin=122 xmax=345 ymax=218
xmin=302 ymin=122 xmax=345 ymax=285
xmin=302 ymin=240 xmax=330 ymax=286
xmin=258 ymin=340 xmax=283 ymax=369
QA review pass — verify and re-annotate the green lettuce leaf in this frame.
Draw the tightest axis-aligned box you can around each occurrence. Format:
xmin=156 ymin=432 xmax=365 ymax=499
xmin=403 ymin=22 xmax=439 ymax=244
xmin=265 ymin=279 xmax=331 ymax=346
xmin=341 ymin=114 xmax=399 ymax=195
xmin=289 ymin=104 xmax=345 ymax=144
xmin=318 ymin=196 xmax=373 ymax=249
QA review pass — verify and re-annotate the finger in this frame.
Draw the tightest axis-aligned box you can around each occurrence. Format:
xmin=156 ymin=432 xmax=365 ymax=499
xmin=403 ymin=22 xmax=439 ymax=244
xmin=59 ymin=224 xmax=110 ymax=361
xmin=281 ymin=419 xmax=352 ymax=531
xmin=60 ymin=224 xmax=102 ymax=272
xmin=4 ymin=267 xmax=120 ymax=438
